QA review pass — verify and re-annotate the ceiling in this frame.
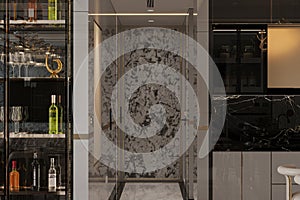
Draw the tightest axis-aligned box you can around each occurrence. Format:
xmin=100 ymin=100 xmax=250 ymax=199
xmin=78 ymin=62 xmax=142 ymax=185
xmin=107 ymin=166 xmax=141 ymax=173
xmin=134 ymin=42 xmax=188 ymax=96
xmin=90 ymin=0 xmax=194 ymax=26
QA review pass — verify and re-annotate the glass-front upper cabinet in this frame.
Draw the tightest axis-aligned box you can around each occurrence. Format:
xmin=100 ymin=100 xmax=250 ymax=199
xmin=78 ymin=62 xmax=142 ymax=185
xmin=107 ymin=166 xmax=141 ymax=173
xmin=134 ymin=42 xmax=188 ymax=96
xmin=211 ymin=24 xmax=267 ymax=94
xmin=0 ymin=1 xmax=72 ymax=199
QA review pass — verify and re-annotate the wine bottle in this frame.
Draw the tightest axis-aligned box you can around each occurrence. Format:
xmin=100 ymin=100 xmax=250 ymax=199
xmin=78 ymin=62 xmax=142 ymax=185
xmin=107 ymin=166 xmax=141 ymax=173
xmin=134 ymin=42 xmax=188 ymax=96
xmin=48 ymin=158 xmax=56 ymax=192
xmin=49 ymin=95 xmax=58 ymax=134
xmin=10 ymin=160 xmax=20 ymax=192
xmin=48 ymin=0 xmax=57 ymax=20
xmin=56 ymin=156 xmax=62 ymax=188
xmin=28 ymin=0 xmax=37 ymax=22
xmin=31 ymin=152 xmax=40 ymax=191
xmin=57 ymin=95 xmax=63 ymax=134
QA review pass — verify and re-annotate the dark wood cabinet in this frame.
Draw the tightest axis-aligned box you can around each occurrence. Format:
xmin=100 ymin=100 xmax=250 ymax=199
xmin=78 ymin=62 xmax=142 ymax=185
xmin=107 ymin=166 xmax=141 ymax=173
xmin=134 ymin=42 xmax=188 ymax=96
xmin=211 ymin=24 xmax=266 ymax=94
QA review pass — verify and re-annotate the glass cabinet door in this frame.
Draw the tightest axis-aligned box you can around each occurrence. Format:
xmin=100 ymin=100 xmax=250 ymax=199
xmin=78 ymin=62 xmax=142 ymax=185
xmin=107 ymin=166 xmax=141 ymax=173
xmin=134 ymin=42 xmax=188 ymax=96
xmin=211 ymin=25 xmax=266 ymax=94
xmin=0 ymin=16 xmax=4 ymax=197
xmin=0 ymin=1 xmax=72 ymax=199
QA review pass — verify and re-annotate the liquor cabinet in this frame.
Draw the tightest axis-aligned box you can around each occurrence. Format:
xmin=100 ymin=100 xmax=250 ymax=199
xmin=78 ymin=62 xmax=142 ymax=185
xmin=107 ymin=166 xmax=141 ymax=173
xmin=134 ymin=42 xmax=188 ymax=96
xmin=0 ymin=0 xmax=73 ymax=199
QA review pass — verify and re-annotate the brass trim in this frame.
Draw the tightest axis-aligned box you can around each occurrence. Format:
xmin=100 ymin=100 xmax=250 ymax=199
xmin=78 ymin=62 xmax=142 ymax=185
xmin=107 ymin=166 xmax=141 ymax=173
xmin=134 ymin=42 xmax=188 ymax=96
xmin=198 ymin=126 xmax=209 ymax=131
xmin=74 ymin=134 xmax=89 ymax=140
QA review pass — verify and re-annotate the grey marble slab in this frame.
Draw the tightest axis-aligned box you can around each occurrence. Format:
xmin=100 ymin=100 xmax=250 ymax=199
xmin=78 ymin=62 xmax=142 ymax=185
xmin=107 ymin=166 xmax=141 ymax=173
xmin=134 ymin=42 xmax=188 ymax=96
xmin=89 ymin=182 xmax=115 ymax=200
xmin=120 ymin=183 xmax=182 ymax=200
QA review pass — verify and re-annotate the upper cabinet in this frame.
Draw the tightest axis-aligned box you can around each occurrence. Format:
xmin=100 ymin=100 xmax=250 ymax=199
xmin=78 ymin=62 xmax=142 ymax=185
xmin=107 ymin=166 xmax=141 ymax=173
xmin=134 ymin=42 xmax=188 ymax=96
xmin=211 ymin=0 xmax=300 ymax=23
xmin=211 ymin=24 xmax=267 ymax=94
xmin=272 ymin=0 xmax=300 ymax=23
xmin=211 ymin=0 xmax=271 ymax=23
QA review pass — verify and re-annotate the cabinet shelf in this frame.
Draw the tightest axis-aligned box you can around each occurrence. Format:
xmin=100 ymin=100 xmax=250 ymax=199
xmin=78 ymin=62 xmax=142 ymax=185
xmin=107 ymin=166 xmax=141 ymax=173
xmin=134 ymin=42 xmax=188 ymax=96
xmin=0 ymin=77 xmax=66 ymax=82
xmin=0 ymin=20 xmax=65 ymax=31
xmin=0 ymin=20 xmax=65 ymax=25
xmin=0 ymin=133 xmax=65 ymax=139
xmin=9 ymin=190 xmax=65 ymax=196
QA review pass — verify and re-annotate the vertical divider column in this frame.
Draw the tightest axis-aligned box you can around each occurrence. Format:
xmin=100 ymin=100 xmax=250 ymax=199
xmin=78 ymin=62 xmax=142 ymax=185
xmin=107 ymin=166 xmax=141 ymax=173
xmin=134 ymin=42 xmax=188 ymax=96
xmin=4 ymin=0 xmax=10 ymax=198
xmin=73 ymin=0 xmax=89 ymax=199
xmin=196 ymin=0 xmax=209 ymax=200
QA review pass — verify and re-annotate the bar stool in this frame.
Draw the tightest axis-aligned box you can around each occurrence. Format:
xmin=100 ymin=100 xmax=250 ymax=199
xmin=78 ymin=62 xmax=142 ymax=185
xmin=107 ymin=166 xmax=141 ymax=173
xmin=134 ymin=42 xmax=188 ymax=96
xmin=277 ymin=165 xmax=300 ymax=200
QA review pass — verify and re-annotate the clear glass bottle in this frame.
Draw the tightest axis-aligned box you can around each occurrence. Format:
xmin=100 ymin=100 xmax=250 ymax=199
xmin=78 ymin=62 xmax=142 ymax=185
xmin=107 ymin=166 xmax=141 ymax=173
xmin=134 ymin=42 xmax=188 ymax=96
xmin=57 ymin=95 xmax=63 ymax=134
xmin=49 ymin=95 xmax=58 ymax=134
xmin=48 ymin=158 xmax=56 ymax=192
xmin=48 ymin=0 xmax=57 ymax=20
xmin=10 ymin=160 xmax=20 ymax=192
xmin=31 ymin=152 xmax=40 ymax=191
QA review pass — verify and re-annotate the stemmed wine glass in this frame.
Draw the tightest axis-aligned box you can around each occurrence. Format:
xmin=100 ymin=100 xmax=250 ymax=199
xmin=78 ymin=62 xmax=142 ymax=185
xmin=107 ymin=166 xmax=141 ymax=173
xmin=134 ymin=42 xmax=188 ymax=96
xmin=10 ymin=106 xmax=23 ymax=134
xmin=0 ymin=107 xmax=3 ymax=133
xmin=9 ymin=52 xmax=16 ymax=77
xmin=15 ymin=52 xmax=23 ymax=78
xmin=24 ymin=53 xmax=34 ymax=77
xmin=0 ymin=53 xmax=4 ymax=64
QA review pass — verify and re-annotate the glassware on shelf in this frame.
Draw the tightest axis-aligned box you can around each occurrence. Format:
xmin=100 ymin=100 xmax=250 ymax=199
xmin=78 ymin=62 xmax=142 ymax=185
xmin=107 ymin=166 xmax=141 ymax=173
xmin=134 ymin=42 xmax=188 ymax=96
xmin=0 ymin=106 xmax=4 ymax=122
xmin=0 ymin=53 xmax=5 ymax=65
xmin=25 ymin=53 xmax=35 ymax=77
xmin=9 ymin=52 xmax=16 ymax=78
xmin=0 ymin=106 xmax=4 ymax=133
xmin=17 ymin=52 xmax=24 ymax=77
xmin=11 ymin=106 xmax=23 ymax=133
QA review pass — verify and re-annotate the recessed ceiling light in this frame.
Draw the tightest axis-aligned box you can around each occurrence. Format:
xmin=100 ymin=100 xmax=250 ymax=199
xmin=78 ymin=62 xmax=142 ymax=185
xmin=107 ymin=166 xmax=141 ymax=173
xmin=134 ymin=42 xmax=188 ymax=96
xmin=147 ymin=9 xmax=154 ymax=12
xmin=148 ymin=19 xmax=155 ymax=23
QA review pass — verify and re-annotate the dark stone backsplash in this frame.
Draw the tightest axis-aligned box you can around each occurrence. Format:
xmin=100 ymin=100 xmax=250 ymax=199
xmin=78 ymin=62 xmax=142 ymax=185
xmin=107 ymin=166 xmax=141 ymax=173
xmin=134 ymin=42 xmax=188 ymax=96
xmin=213 ymin=95 xmax=300 ymax=151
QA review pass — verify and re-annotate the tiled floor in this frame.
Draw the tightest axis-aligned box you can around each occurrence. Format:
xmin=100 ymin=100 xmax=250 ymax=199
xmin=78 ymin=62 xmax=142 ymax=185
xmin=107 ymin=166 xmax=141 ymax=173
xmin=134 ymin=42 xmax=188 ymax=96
xmin=120 ymin=183 xmax=183 ymax=200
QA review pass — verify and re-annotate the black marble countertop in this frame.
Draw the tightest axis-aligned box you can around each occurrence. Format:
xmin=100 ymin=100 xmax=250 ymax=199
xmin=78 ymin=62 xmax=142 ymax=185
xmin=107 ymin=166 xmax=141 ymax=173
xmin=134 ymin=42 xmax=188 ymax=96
xmin=212 ymin=95 xmax=300 ymax=151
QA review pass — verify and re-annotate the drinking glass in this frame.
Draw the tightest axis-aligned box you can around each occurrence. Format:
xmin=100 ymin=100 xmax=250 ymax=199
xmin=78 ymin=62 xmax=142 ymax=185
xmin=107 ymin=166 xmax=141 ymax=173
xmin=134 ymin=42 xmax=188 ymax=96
xmin=9 ymin=53 xmax=16 ymax=77
xmin=0 ymin=106 xmax=3 ymax=133
xmin=25 ymin=53 xmax=34 ymax=77
xmin=0 ymin=106 xmax=4 ymax=122
xmin=16 ymin=52 xmax=23 ymax=78
xmin=11 ymin=106 xmax=23 ymax=133
xmin=0 ymin=53 xmax=4 ymax=64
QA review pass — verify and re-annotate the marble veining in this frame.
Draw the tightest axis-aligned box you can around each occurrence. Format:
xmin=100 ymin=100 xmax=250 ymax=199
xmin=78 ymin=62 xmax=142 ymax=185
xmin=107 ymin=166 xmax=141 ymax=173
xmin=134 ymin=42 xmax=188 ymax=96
xmin=213 ymin=95 xmax=300 ymax=151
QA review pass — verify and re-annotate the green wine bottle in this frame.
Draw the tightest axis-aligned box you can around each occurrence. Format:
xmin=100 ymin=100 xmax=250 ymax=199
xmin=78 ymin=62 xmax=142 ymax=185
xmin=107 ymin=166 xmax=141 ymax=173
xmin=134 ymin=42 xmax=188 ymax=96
xmin=49 ymin=95 xmax=58 ymax=134
xmin=48 ymin=0 xmax=57 ymax=20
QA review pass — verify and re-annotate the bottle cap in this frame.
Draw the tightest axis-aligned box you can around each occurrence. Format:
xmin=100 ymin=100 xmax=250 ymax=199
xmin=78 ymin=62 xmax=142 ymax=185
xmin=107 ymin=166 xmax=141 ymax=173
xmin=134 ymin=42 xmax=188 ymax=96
xmin=51 ymin=95 xmax=56 ymax=104
xmin=58 ymin=95 xmax=61 ymax=103
xmin=33 ymin=152 xmax=38 ymax=159
xmin=12 ymin=160 xmax=17 ymax=168
xmin=51 ymin=157 xmax=55 ymax=163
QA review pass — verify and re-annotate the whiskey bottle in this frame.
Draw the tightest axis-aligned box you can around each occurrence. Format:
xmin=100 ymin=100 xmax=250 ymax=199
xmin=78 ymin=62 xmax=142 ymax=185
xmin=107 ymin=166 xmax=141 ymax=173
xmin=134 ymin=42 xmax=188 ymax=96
xmin=28 ymin=0 xmax=37 ymax=22
xmin=48 ymin=158 xmax=56 ymax=192
xmin=31 ymin=152 xmax=40 ymax=191
xmin=10 ymin=160 xmax=20 ymax=192
xmin=49 ymin=95 xmax=58 ymax=134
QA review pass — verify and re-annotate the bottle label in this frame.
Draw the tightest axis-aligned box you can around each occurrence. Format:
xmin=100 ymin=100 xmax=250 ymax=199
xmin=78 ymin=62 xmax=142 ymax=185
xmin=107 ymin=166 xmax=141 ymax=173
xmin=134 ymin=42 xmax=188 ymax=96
xmin=28 ymin=8 xmax=34 ymax=18
xmin=48 ymin=174 xmax=56 ymax=187
xmin=33 ymin=168 xmax=36 ymax=185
